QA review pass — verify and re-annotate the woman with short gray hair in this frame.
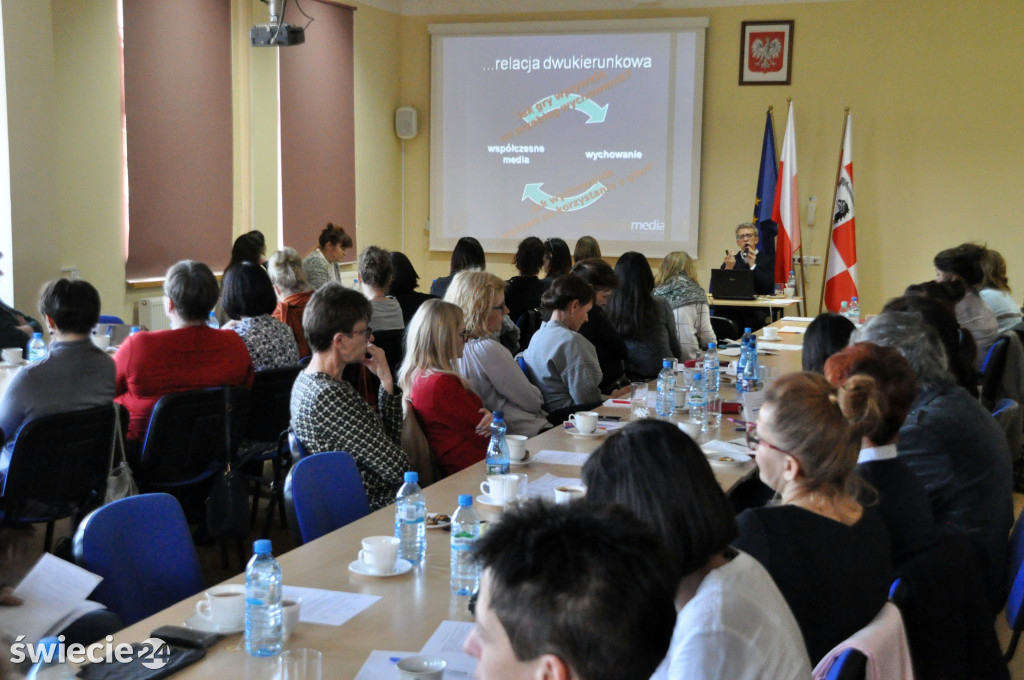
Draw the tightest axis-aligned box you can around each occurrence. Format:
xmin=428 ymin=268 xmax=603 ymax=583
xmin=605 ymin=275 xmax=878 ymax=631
xmin=269 ymin=247 xmax=314 ymax=357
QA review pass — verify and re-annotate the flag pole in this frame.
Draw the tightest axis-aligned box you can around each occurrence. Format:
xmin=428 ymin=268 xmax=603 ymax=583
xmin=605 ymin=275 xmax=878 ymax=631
xmin=768 ymin=105 xmax=779 ymax=160
xmin=818 ymin=107 xmax=851 ymax=314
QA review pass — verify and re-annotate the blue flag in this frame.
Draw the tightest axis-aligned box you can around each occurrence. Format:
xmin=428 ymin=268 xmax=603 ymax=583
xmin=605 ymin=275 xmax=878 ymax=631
xmin=753 ymin=111 xmax=778 ymax=259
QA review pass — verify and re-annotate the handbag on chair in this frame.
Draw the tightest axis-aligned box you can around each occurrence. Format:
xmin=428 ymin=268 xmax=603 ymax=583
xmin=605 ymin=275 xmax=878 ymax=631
xmin=400 ymin=398 xmax=441 ymax=486
xmin=205 ymin=387 xmax=250 ymax=539
xmin=104 ymin=404 xmax=138 ymax=504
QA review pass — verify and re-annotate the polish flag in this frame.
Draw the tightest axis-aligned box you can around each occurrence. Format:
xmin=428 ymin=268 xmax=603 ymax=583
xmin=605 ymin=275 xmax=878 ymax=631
xmin=824 ymin=113 xmax=858 ymax=312
xmin=771 ymin=103 xmax=801 ymax=286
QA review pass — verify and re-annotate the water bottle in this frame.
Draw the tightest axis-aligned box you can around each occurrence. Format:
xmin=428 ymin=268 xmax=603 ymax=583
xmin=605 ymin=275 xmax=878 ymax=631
xmin=840 ymin=300 xmax=849 ymax=319
xmin=450 ymin=494 xmax=481 ymax=595
xmin=395 ymin=471 xmax=426 ymax=565
xmin=486 ymin=411 xmax=510 ymax=475
xmin=656 ymin=360 xmax=676 ymax=417
xmin=26 ymin=637 xmax=75 ymax=680
xmin=129 ymin=325 xmax=141 ymax=335
xmin=741 ymin=338 xmax=761 ymax=393
xmin=740 ymin=326 xmax=754 ymax=348
xmin=687 ymin=372 xmax=707 ymax=428
xmin=27 ymin=333 xmax=46 ymax=362
xmin=245 ymin=539 xmax=282 ymax=657
xmin=736 ymin=337 xmax=749 ymax=381
xmin=785 ymin=270 xmax=797 ymax=296
xmin=702 ymin=342 xmax=720 ymax=395
xmin=848 ymin=297 xmax=860 ymax=324
xmin=207 ymin=311 xmax=220 ymax=329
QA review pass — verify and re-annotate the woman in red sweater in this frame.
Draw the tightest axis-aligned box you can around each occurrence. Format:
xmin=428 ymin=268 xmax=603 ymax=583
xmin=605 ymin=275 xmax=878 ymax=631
xmin=399 ymin=299 xmax=491 ymax=477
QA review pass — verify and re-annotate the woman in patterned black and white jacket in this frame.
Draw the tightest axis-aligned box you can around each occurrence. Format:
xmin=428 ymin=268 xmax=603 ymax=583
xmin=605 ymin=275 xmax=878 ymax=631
xmin=289 ymin=283 xmax=410 ymax=510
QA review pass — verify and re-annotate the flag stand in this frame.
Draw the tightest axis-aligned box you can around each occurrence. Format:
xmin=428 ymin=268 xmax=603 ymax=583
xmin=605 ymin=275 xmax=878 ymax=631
xmin=818 ymin=108 xmax=851 ymax=315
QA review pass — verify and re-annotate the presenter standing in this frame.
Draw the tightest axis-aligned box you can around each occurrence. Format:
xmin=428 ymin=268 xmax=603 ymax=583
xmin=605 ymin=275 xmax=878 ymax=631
xmin=721 ymin=222 xmax=775 ymax=296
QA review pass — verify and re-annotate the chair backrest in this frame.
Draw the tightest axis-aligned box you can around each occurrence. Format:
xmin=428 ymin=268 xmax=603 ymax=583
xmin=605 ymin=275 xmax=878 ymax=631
xmin=993 ymin=398 xmax=1023 ymax=465
xmin=139 ymin=386 xmax=250 ymax=484
xmin=709 ymin=315 xmax=740 ymax=341
xmin=73 ymin=493 xmax=203 ymax=626
xmin=3 ymin=404 xmax=117 ymax=513
xmin=515 ymin=355 xmax=533 ymax=382
xmin=283 ymin=451 xmax=370 ymax=545
xmin=823 ymin=648 xmax=867 ymax=680
xmin=97 ymin=314 xmax=125 ymax=325
xmin=1006 ymin=509 xmax=1024 ymax=632
xmin=371 ymin=328 xmax=406 ymax=378
xmin=980 ymin=335 xmax=1011 ymax=408
xmin=244 ymin=365 xmax=302 ymax=443
xmin=516 ymin=308 xmax=543 ymax=352
xmin=288 ymin=429 xmax=312 ymax=463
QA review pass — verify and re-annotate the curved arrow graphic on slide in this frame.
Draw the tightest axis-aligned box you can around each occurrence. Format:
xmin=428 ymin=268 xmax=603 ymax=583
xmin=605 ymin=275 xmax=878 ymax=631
xmin=522 ymin=93 xmax=608 ymax=125
xmin=522 ymin=182 xmax=607 ymax=212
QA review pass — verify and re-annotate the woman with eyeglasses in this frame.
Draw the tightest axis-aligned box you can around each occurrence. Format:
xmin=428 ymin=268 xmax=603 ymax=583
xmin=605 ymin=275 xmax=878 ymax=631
xmin=399 ymin=299 xmax=492 ymax=477
xmin=289 ymin=283 xmax=409 ymax=510
xmin=733 ymin=371 xmax=892 ymax=665
xmin=444 ymin=270 xmax=549 ymax=437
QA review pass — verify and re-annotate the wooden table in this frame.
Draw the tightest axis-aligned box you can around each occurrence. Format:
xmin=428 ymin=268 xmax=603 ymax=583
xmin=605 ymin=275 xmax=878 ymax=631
xmin=105 ymin=399 xmax=759 ymax=677
xmin=709 ymin=295 xmax=804 ymax=316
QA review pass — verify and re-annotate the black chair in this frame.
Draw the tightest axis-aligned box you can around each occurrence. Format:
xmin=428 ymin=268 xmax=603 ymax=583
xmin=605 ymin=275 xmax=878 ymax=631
xmin=822 ymin=648 xmax=867 ymax=680
xmin=516 ymin=308 xmax=543 ymax=351
xmin=980 ymin=335 xmax=1010 ymax=410
xmin=241 ymin=365 xmax=302 ymax=536
xmin=136 ymin=386 xmax=250 ymax=524
xmin=0 ymin=404 xmax=118 ymax=552
xmin=709 ymin=315 xmax=740 ymax=341
xmin=371 ymin=328 xmax=406 ymax=379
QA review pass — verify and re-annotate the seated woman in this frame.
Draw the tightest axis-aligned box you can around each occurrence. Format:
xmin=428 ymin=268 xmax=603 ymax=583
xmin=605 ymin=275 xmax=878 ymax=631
xmin=521 ymin=274 xmax=602 ymax=413
xmin=540 ymin=237 xmax=572 ymax=292
xmin=358 ymin=245 xmax=405 ymax=333
xmin=289 ymin=284 xmax=409 ymax=510
xmin=399 ymin=299 xmax=491 ymax=477
xmin=653 ymin=251 xmax=716 ymax=360
xmin=445 ymin=270 xmax=549 ymax=437
xmin=227 ymin=231 xmax=267 ymax=270
xmin=430 ymin=236 xmax=485 ymax=299
xmin=573 ymin=235 xmax=601 ymax=263
xmin=388 ymin=250 xmax=436 ymax=325
xmin=115 ymin=260 xmax=253 ymax=448
xmin=800 ymin=312 xmax=855 ymax=373
xmin=979 ymin=247 xmax=1022 ymax=332
xmin=505 ymin=236 xmax=546 ymax=324
xmin=570 ymin=258 xmax=629 ymax=393
xmin=606 ymin=252 xmax=683 ymax=380
xmin=221 ymin=261 xmax=299 ymax=371
xmin=823 ymin=342 xmax=937 ymax=566
xmin=934 ymin=243 xmax=999 ymax=365
xmin=268 ymin=247 xmax=314 ymax=358
xmin=583 ymin=420 xmax=811 ymax=680
xmin=733 ymin=371 xmax=892 ymax=665
xmin=0 ymin=279 xmax=115 ymax=482
xmin=302 ymin=222 xmax=352 ymax=289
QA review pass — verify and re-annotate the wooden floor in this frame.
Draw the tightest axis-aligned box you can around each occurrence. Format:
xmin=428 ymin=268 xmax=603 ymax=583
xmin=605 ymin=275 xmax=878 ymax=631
xmin=1 ymin=495 xmax=1023 ymax=678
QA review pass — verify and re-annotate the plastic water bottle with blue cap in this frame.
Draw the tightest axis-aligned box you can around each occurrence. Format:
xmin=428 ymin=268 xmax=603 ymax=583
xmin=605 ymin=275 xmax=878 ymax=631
xmin=450 ymin=494 xmax=481 ymax=595
xmin=486 ymin=411 xmax=510 ymax=475
xmin=656 ymin=359 xmax=675 ymax=417
xmin=395 ymin=471 xmax=426 ymax=565
xmin=245 ymin=539 xmax=282 ymax=657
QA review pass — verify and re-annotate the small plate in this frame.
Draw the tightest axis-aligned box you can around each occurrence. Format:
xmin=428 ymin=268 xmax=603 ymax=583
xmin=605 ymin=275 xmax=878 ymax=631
xmin=564 ymin=425 xmax=607 ymax=439
xmin=476 ymin=494 xmax=504 ymax=508
xmin=509 ymin=451 xmax=532 ymax=467
xmin=184 ymin=614 xmax=243 ymax=635
xmin=348 ymin=558 xmax=413 ymax=578
xmin=701 ymin=450 xmax=752 ymax=467
xmin=426 ymin=513 xmax=451 ymax=530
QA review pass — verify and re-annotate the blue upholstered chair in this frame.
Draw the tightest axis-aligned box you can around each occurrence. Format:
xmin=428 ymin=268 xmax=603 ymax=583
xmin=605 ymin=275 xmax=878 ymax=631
xmin=283 ymin=451 xmax=370 ymax=545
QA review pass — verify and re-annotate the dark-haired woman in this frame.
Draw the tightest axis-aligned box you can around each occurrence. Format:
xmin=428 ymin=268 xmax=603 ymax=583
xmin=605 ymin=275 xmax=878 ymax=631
xmin=505 ymin=236 xmax=546 ymax=323
xmin=934 ymin=243 xmax=998 ymax=365
xmin=0 ymin=279 xmax=115 ymax=483
xmin=733 ymin=372 xmax=891 ymax=664
xmin=289 ymin=284 xmax=409 ymax=510
xmin=584 ymin=420 xmax=811 ymax=680
xmin=571 ymin=258 xmax=628 ymax=393
xmin=979 ymin=247 xmax=1023 ymax=332
xmin=540 ymin=237 xmax=572 ymax=292
xmin=227 ymin=231 xmax=267 ymax=270
xmin=389 ymin=251 xmax=436 ymax=325
xmin=303 ymin=222 xmax=352 ymax=289
xmin=520 ymin=274 xmax=602 ymax=412
xmin=606 ymin=252 xmax=682 ymax=380
xmin=430 ymin=236 xmax=485 ymax=299
xmin=222 ymin=262 xmax=299 ymax=371
xmin=801 ymin=312 xmax=855 ymax=374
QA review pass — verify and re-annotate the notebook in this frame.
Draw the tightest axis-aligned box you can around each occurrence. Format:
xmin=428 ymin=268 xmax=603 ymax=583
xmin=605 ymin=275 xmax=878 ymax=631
xmin=710 ymin=269 xmax=756 ymax=300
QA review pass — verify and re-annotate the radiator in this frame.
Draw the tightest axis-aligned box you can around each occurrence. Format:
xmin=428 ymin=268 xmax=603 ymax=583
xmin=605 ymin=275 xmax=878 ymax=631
xmin=137 ymin=296 xmax=172 ymax=331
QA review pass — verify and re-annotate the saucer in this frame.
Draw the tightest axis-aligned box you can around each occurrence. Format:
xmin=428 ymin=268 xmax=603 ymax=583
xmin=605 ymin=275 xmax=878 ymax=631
xmin=509 ymin=451 xmax=532 ymax=467
xmin=565 ymin=425 xmax=607 ymax=439
xmin=348 ymin=558 xmax=413 ymax=578
xmin=426 ymin=512 xmax=451 ymax=530
xmin=184 ymin=614 xmax=243 ymax=635
xmin=476 ymin=494 xmax=505 ymax=508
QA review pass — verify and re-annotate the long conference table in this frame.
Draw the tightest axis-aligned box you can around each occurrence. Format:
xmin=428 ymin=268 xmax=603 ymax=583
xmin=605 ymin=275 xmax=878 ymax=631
xmin=102 ymin=318 xmax=810 ymax=678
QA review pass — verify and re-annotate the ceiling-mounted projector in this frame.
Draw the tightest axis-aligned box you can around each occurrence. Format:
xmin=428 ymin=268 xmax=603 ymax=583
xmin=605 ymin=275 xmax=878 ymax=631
xmin=252 ymin=0 xmax=305 ymax=47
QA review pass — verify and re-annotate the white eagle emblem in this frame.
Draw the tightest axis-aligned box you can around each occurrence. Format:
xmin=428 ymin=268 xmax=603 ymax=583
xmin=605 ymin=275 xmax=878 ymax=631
xmin=750 ymin=37 xmax=783 ymax=73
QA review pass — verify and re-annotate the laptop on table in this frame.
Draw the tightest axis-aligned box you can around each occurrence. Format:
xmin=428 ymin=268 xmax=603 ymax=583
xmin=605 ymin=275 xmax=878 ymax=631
xmin=710 ymin=269 xmax=756 ymax=301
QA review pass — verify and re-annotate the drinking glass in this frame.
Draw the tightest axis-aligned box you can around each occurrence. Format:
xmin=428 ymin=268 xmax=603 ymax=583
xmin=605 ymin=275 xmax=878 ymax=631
xmin=706 ymin=395 xmax=723 ymax=430
xmin=630 ymin=382 xmax=649 ymax=420
xmin=281 ymin=648 xmax=322 ymax=680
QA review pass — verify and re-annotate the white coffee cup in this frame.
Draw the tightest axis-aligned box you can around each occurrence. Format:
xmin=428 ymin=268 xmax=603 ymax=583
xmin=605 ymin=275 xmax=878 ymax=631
xmin=195 ymin=584 xmax=245 ymax=629
xmin=358 ymin=535 xmax=399 ymax=574
xmin=762 ymin=327 xmax=780 ymax=341
xmin=554 ymin=485 xmax=585 ymax=505
xmin=395 ymin=655 xmax=446 ymax=680
xmin=480 ymin=473 xmax=526 ymax=505
xmin=91 ymin=334 xmax=111 ymax=351
xmin=568 ymin=411 xmax=599 ymax=434
xmin=282 ymin=598 xmax=302 ymax=641
xmin=678 ymin=421 xmax=701 ymax=440
xmin=506 ymin=434 xmax=528 ymax=462
xmin=2 ymin=347 xmax=22 ymax=365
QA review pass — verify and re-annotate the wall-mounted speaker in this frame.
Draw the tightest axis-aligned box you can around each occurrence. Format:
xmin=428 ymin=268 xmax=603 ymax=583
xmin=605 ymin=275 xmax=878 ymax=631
xmin=395 ymin=106 xmax=418 ymax=140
